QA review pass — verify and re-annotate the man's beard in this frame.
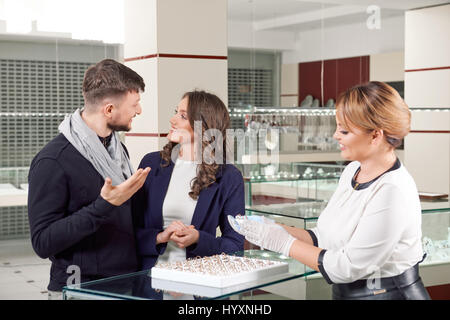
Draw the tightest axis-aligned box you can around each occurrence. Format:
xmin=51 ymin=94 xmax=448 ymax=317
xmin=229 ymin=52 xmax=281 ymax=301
xmin=107 ymin=122 xmax=131 ymax=132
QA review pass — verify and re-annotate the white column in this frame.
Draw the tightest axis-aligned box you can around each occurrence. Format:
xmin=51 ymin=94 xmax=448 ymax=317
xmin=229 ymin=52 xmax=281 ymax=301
xmin=123 ymin=0 xmax=228 ymax=169
xmin=404 ymin=4 xmax=450 ymax=194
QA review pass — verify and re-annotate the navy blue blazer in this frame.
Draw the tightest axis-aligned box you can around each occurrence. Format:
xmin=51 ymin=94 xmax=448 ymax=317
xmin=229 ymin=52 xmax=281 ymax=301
xmin=132 ymin=152 xmax=245 ymax=270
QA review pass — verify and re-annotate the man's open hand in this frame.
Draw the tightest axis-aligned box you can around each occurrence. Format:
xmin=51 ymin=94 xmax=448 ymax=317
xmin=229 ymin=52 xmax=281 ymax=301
xmin=100 ymin=167 xmax=151 ymax=206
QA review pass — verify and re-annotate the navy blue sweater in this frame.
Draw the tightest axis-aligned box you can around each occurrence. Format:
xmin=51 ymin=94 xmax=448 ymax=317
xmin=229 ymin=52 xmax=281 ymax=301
xmin=28 ymin=134 xmax=138 ymax=291
xmin=132 ymin=152 xmax=245 ymax=270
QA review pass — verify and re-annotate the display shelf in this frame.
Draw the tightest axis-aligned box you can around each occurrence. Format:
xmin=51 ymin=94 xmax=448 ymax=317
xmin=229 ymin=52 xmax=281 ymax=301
xmin=246 ymin=199 xmax=450 ymax=272
xmin=238 ymin=162 xmax=345 ymax=206
xmin=239 ymin=162 xmax=344 ymax=181
xmin=409 ymin=107 xmax=450 ymax=111
xmin=0 ymin=167 xmax=29 ymax=240
xmin=230 ymin=106 xmax=450 ymax=114
xmin=62 ymin=250 xmax=316 ymax=300
xmin=246 ymin=198 xmax=449 ymax=222
xmin=241 ymin=152 xmax=343 ymax=164
xmin=231 ymin=107 xmax=447 ymax=165
xmin=245 ymin=200 xmax=450 ymax=294
xmin=0 ymin=184 xmax=28 ymax=207
xmin=231 ymin=107 xmax=339 ymax=166
xmin=246 ymin=201 xmax=326 ymax=221
xmin=59 ymin=203 xmax=449 ymax=300
xmin=0 ymin=168 xmax=29 ymax=207
xmin=421 ymin=206 xmax=450 ymax=267
xmin=421 ymin=199 xmax=450 ymax=213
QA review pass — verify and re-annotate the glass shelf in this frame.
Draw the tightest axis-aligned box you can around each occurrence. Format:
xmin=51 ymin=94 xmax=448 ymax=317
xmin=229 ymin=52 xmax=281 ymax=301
xmin=246 ymin=199 xmax=450 ymax=268
xmin=246 ymin=201 xmax=326 ymax=221
xmin=0 ymin=167 xmax=29 ymax=188
xmin=409 ymin=107 xmax=450 ymax=112
xmin=421 ymin=199 xmax=450 ymax=213
xmin=420 ymin=208 xmax=450 ymax=266
xmin=241 ymin=162 xmax=344 ymax=182
xmin=246 ymin=199 xmax=449 ymax=222
xmin=0 ymin=167 xmax=29 ymax=209
xmin=61 ymin=201 xmax=449 ymax=300
xmin=230 ymin=107 xmax=336 ymax=115
xmin=62 ymin=250 xmax=316 ymax=300
xmin=246 ymin=197 xmax=449 ymax=234
xmin=238 ymin=162 xmax=345 ymax=206
xmin=229 ymin=106 xmax=450 ymax=115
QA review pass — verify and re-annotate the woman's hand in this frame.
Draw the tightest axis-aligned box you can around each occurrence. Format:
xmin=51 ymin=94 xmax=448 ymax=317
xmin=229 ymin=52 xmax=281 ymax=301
xmin=156 ymin=221 xmax=189 ymax=244
xmin=170 ymin=225 xmax=199 ymax=248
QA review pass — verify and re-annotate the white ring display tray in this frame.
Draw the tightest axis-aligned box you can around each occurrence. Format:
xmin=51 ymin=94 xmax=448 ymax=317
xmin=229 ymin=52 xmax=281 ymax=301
xmin=151 ymin=254 xmax=289 ymax=288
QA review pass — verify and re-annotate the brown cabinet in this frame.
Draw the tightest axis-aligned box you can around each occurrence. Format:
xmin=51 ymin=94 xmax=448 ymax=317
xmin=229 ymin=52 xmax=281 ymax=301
xmin=298 ymin=55 xmax=370 ymax=106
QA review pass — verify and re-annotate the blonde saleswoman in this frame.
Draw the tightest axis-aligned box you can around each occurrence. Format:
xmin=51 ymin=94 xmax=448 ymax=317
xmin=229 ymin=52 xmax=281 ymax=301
xmin=238 ymin=81 xmax=431 ymax=300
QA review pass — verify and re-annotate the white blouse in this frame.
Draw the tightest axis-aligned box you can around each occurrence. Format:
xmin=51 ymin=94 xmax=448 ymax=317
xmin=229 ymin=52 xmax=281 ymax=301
xmin=157 ymin=158 xmax=198 ymax=265
xmin=310 ymin=160 xmax=424 ymax=284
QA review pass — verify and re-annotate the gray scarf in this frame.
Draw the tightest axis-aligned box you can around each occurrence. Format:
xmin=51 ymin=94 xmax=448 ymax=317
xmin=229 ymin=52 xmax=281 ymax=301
xmin=58 ymin=108 xmax=134 ymax=185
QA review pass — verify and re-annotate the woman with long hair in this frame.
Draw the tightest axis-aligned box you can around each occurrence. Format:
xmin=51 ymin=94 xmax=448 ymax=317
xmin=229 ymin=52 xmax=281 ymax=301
xmin=132 ymin=90 xmax=244 ymax=275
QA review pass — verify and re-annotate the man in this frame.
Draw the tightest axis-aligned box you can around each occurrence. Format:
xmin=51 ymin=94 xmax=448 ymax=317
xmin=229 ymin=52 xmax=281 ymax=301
xmin=27 ymin=59 xmax=150 ymax=299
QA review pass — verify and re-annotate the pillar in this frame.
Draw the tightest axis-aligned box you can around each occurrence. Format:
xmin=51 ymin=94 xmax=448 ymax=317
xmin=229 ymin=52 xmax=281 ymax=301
xmin=123 ymin=0 xmax=228 ymax=169
xmin=404 ymin=4 xmax=450 ymax=194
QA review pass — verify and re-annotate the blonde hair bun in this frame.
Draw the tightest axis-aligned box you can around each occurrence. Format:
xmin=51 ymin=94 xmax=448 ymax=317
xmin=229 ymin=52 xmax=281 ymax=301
xmin=335 ymin=81 xmax=411 ymax=148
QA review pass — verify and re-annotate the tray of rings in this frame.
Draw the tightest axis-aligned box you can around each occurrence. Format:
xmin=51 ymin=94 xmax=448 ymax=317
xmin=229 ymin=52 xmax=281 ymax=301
xmin=151 ymin=253 xmax=289 ymax=288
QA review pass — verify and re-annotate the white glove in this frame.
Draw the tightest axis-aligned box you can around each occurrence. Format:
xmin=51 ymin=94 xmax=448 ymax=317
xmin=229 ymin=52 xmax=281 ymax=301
xmin=258 ymin=216 xmax=277 ymax=225
xmin=240 ymin=219 xmax=296 ymax=257
xmin=229 ymin=214 xmax=276 ymax=234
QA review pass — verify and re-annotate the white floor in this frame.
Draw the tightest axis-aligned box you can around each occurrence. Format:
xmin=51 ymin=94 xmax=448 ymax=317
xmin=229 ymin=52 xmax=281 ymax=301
xmin=0 ymin=238 xmax=51 ymax=300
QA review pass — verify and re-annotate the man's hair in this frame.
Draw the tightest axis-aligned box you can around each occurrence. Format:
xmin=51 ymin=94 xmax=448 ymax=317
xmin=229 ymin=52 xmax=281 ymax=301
xmin=82 ymin=59 xmax=145 ymax=107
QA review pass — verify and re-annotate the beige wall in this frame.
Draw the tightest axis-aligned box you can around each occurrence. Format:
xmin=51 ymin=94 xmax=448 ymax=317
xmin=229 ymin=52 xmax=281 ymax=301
xmin=280 ymin=63 xmax=298 ymax=107
xmin=370 ymin=51 xmax=404 ymax=82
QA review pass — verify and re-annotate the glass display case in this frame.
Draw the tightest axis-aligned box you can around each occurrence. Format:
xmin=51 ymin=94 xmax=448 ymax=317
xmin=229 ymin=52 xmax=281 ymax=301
xmin=0 ymin=167 xmax=29 ymax=240
xmin=245 ymin=199 xmax=450 ymax=299
xmin=421 ymin=201 xmax=450 ymax=266
xmin=246 ymin=199 xmax=450 ymax=266
xmin=61 ymin=200 xmax=449 ymax=300
xmin=62 ymin=250 xmax=316 ymax=300
xmin=237 ymin=162 xmax=345 ymax=206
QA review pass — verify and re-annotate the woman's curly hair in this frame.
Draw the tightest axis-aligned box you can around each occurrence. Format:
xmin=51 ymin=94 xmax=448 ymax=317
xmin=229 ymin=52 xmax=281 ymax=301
xmin=160 ymin=90 xmax=230 ymax=200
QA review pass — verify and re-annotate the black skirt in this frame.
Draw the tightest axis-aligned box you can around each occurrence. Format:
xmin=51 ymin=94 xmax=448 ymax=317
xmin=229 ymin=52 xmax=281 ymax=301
xmin=332 ymin=263 xmax=431 ymax=300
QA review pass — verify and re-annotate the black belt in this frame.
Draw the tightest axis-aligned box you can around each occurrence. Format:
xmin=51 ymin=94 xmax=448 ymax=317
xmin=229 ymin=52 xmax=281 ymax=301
xmin=332 ymin=263 xmax=422 ymax=299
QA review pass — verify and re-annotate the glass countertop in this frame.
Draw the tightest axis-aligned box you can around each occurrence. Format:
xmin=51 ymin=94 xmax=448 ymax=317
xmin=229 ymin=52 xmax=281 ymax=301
xmin=246 ymin=198 xmax=450 ymax=221
xmin=420 ymin=199 xmax=450 ymax=213
xmin=246 ymin=201 xmax=328 ymax=221
xmin=62 ymin=250 xmax=316 ymax=300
